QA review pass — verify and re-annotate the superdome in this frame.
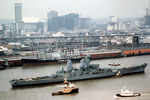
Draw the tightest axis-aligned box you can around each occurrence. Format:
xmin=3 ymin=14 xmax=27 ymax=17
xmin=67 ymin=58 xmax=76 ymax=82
xmin=22 ymin=17 xmax=46 ymax=23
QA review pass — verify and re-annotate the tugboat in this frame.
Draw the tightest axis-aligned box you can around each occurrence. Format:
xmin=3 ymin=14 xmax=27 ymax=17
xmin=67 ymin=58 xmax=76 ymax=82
xmin=116 ymin=86 xmax=141 ymax=97
xmin=108 ymin=62 xmax=120 ymax=66
xmin=52 ymin=78 xmax=79 ymax=95
xmin=116 ymin=71 xmax=122 ymax=77
xmin=112 ymin=71 xmax=122 ymax=78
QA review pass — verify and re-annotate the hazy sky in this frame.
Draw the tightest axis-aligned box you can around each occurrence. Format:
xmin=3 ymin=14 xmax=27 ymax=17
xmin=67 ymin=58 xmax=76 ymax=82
xmin=0 ymin=0 xmax=149 ymax=19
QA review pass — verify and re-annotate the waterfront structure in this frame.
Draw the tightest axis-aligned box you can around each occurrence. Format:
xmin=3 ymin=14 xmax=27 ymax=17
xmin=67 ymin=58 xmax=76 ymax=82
xmin=14 ymin=3 xmax=24 ymax=35
xmin=47 ymin=11 xmax=58 ymax=32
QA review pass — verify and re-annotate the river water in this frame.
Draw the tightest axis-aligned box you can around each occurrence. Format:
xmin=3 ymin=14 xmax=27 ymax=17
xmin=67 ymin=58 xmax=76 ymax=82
xmin=0 ymin=55 xmax=150 ymax=100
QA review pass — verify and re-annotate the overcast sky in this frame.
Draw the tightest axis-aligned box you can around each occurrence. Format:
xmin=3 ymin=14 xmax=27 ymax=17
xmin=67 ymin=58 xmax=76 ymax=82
xmin=0 ymin=0 xmax=149 ymax=19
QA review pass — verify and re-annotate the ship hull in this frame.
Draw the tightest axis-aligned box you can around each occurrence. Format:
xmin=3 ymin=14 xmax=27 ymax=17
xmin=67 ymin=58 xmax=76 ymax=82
xmin=0 ymin=60 xmax=5 ymax=65
xmin=8 ymin=59 xmax=22 ymax=67
xmin=81 ymin=52 xmax=122 ymax=60
xmin=21 ymin=58 xmax=59 ymax=66
xmin=70 ymin=58 xmax=83 ymax=62
xmin=10 ymin=64 xmax=147 ymax=87
xmin=11 ymin=72 xmax=117 ymax=87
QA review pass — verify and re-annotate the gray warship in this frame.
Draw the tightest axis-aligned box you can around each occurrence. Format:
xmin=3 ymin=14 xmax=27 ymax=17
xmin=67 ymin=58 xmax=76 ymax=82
xmin=10 ymin=55 xmax=147 ymax=87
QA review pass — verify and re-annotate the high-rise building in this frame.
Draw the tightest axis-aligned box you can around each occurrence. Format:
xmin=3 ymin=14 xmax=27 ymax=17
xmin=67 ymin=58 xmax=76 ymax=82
xmin=74 ymin=18 xmax=91 ymax=30
xmin=14 ymin=3 xmax=24 ymax=34
xmin=143 ymin=0 xmax=150 ymax=25
xmin=47 ymin=12 xmax=91 ymax=31
xmin=144 ymin=9 xmax=150 ymax=25
xmin=58 ymin=16 xmax=66 ymax=30
xmin=0 ymin=24 xmax=6 ymax=37
xmin=65 ymin=13 xmax=79 ymax=30
xmin=47 ymin=11 xmax=58 ymax=32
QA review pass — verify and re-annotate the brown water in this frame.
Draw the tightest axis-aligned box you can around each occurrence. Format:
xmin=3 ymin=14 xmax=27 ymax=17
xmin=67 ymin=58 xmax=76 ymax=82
xmin=0 ymin=55 xmax=150 ymax=100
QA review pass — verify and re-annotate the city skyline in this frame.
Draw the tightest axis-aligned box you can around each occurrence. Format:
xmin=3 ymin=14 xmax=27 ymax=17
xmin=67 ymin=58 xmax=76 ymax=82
xmin=0 ymin=0 xmax=149 ymax=19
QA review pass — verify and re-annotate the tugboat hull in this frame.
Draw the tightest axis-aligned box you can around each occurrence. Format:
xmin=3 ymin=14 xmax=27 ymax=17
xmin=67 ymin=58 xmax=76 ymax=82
xmin=116 ymin=93 xmax=141 ymax=97
xmin=52 ymin=88 xmax=79 ymax=95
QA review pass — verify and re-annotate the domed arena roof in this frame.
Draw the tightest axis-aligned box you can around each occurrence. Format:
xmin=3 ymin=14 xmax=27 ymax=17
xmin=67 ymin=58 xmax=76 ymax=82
xmin=22 ymin=17 xmax=46 ymax=23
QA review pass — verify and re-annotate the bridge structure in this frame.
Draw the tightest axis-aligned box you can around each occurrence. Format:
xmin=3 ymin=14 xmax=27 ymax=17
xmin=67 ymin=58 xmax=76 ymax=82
xmin=0 ymin=34 xmax=148 ymax=50
xmin=0 ymin=34 xmax=133 ymax=44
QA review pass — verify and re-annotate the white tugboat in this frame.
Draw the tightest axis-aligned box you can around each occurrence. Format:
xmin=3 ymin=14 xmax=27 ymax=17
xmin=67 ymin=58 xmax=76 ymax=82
xmin=116 ymin=86 xmax=141 ymax=97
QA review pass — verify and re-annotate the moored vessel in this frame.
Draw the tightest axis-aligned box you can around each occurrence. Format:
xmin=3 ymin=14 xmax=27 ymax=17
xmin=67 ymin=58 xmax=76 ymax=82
xmin=21 ymin=58 xmax=59 ymax=66
xmin=80 ymin=49 xmax=122 ymax=59
xmin=21 ymin=51 xmax=61 ymax=66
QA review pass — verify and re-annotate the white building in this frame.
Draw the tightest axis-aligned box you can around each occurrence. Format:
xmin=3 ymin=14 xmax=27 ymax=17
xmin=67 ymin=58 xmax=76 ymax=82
xmin=22 ymin=17 xmax=46 ymax=34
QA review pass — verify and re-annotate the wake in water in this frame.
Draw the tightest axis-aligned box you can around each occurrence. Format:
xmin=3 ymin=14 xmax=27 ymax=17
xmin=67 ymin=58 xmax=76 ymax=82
xmin=114 ymin=92 xmax=150 ymax=99
xmin=141 ymin=92 xmax=150 ymax=96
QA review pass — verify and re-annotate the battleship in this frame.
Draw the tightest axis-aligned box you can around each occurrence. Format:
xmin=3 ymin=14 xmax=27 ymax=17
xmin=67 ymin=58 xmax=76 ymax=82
xmin=10 ymin=55 xmax=147 ymax=87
